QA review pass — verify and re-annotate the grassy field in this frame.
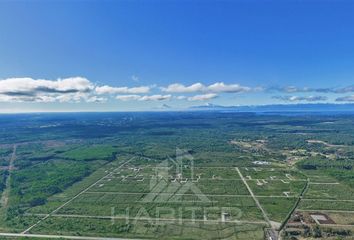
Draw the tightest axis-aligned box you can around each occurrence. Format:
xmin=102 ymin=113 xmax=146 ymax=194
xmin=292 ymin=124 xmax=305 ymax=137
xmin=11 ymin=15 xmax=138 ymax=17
xmin=298 ymin=199 xmax=354 ymax=211
xmin=304 ymin=182 xmax=354 ymax=200
xmin=30 ymin=217 xmax=266 ymax=240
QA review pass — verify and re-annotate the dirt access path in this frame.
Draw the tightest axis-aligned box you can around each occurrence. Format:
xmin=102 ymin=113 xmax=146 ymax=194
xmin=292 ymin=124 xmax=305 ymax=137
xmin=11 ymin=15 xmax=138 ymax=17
xmin=1 ymin=144 xmax=17 ymax=208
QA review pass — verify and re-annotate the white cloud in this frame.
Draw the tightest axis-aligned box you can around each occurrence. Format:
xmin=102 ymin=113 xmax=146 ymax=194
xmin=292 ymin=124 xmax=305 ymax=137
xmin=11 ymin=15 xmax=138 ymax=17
xmin=275 ymin=85 xmax=354 ymax=94
xmin=162 ymin=82 xmax=250 ymax=93
xmin=116 ymin=95 xmax=142 ymax=101
xmin=187 ymin=93 xmax=218 ymax=101
xmin=207 ymin=82 xmax=250 ymax=93
xmin=0 ymin=77 xmax=93 ymax=95
xmin=273 ymin=95 xmax=328 ymax=102
xmin=0 ymin=95 xmax=57 ymax=103
xmin=0 ymin=77 xmax=96 ymax=103
xmin=86 ymin=96 xmax=107 ymax=103
xmin=95 ymin=85 xmax=150 ymax=94
xmin=161 ymin=83 xmax=205 ymax=93
xmin=279 ymin=86 xmax=312 ymax=93
xmin=334 ymin=86 xmax=354 ymax=93
xmin=1 ymin=77 xmax=338 ymax=106
xmin=335 ymin=95 xmax=354 ymax=102
xmin=116 ymin=94 xmax=171 ymax=101
xmin=139 ymin=94 xmax=171 ymax=101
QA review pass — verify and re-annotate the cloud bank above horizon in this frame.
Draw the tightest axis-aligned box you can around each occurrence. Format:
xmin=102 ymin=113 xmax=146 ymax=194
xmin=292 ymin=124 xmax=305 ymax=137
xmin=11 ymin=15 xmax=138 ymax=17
xmin=1 ymin=77 xmax=354 ymax=107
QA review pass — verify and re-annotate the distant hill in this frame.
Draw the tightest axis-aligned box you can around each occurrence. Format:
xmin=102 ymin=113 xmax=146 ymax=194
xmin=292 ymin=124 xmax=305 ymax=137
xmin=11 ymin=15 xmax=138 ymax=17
xmin=190 ymin=103 xmax=354 ymax=112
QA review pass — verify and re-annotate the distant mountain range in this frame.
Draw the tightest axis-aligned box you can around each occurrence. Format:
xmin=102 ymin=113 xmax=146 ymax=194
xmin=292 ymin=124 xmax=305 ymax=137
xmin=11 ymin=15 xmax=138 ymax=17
xmin=189 ymin=103 xmax=354 ymax=112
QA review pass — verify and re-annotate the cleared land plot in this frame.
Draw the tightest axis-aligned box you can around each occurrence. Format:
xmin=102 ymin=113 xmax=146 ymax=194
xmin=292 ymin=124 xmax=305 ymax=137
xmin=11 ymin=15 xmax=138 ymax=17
xmin=90 ymin=179 xmax=152 ymax=193
xmin=239 ymin=167 xmax=306 ymax=181
xmin=258 ymin=197 xmax=297 ymax=223
xmin=89 ymin=176 xmax=250 ymax=195
xmin=50 ymin=193 xmax=264 ymax=222
xmin=195 ymin=180 xmax=249 ymax=195
xmin=29 ymin=217 xmax=266 ymax=240
xmin=304 ymin=183 xmax=354 ymax=200
xmin=182 ymin=167 xmax=241 ymax=180
xmin=247 ymin=180 xmax=306 ymax=197
xmin=88 ymin=179 xmax=250 ymax=195
xmin=298 ymin=199 xmax=354 ymax=211
xmin=114 ymin=165 xmax=242 ymax=180
xmin=311 ymin=212 xmax=354 ymax=225
xmin=301 ymin=170 xmax=339 ymax=183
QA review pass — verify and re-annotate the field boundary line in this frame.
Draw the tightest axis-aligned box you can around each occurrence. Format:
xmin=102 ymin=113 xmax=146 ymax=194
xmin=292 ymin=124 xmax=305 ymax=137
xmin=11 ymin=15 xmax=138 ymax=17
xmin=84 ymin=191 xmax=299 ymax=198
xmin=99 ymin=178 xmax=306 ymax=182
xmin=301 ymin=199 xmax=354 ymax=202
xmin=235 ymin=167 xmax=272 ymax=227
xmin=21 ymin=157 xmax=136 ymax=234
xmin=278 ymin=178 xmax=309 ymax=238
xmin=309 ymin=182 xmax=339 ymax=185
xmin=315 ymin=224 xmax=354 ymax=227
xmin=0 ymin=232 xmax=144 ymax=240
xmin=0 ymin=144 xmax=17 ymax=208
xmin=26 ymin=213 xmax=268 ymax=225
xmin=236 ymin=167 xmax=280 ymax=240
xmin=297 ymin=209 xmax=354 ymax=213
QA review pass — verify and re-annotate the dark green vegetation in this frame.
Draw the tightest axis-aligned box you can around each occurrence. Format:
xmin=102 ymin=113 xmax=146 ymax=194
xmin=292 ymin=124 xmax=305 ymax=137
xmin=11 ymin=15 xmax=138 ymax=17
xmin=0 ymin=112 xmax=353 ymax=239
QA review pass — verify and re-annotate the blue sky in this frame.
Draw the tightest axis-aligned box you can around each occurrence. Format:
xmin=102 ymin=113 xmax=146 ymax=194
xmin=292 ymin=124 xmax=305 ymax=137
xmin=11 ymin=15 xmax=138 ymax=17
xmin=1 ymin=1 xmax=354 ymax=112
